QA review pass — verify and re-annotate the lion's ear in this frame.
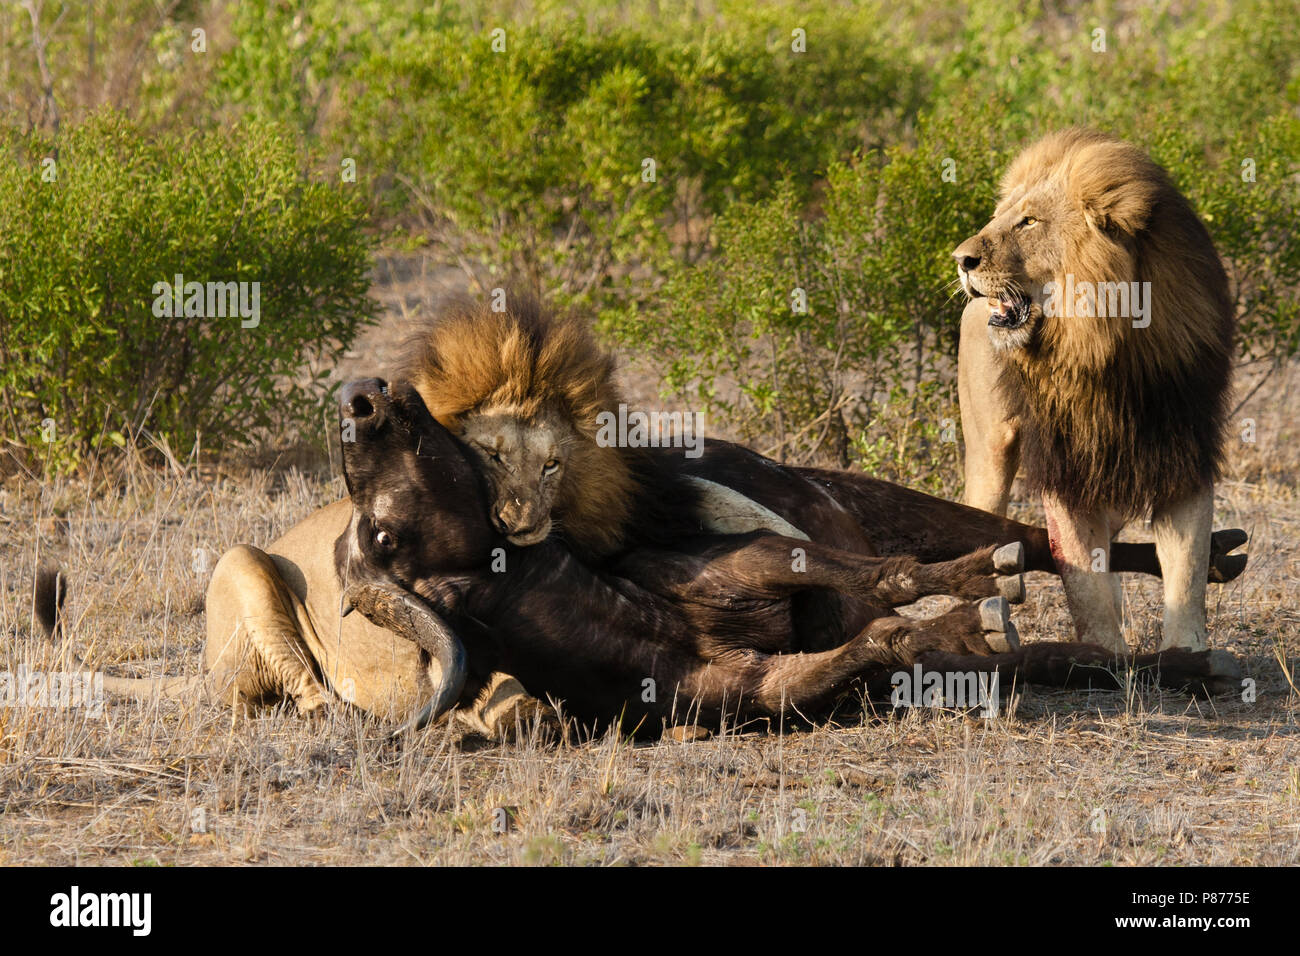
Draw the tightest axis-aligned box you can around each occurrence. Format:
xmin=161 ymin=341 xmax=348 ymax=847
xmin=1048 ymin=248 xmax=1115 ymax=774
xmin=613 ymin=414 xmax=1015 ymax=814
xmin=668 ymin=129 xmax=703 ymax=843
xmin=1076 ymin=163 xmax=1161 ymax=237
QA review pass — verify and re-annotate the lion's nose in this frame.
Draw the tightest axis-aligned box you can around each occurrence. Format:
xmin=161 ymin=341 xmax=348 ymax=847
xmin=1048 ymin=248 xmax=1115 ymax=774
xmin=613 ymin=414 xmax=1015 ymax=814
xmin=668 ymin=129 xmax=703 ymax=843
xmin=340 ymin=378 xmax=389 ymax=423
xmin=955 ymin=252 xmax=981 ymax=272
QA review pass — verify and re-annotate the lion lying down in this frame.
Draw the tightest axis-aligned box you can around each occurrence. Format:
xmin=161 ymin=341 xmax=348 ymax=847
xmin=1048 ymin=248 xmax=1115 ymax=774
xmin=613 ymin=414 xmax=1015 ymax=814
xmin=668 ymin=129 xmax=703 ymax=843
xmin=326 ymin=379 xmax=1241 ymax=737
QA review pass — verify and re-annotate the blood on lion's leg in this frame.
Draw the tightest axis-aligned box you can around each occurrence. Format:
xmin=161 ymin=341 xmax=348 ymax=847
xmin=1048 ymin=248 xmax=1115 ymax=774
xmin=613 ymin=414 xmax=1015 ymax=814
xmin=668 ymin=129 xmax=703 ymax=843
xmin=1151 ymin=486 xmax=1214 ymax=651
xmin=1043 ymin=492 xmax=1126 ymax=652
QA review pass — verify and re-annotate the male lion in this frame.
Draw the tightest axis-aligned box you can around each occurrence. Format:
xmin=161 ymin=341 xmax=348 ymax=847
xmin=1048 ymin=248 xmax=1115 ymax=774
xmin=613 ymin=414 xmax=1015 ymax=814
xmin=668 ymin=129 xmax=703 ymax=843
xmin=399 ymin=295 xmax=701 ymax=560
xmin=953 ymin=128 xmax=1236 ymax=652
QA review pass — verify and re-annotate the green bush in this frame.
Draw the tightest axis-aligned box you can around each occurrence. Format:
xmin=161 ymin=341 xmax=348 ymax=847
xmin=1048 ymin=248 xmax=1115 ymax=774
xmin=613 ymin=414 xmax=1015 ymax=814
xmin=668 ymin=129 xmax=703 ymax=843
xmin=0 ymin=112 xmax=375 ymax=470
xmin=0 ymin=0 xmax=215 ymax=132
xmin=7 ymin=0 xmax=1295 ymax=489
xmin=615 ymin=0 xmax=1300 ymax=484
xmin=215 ymin=2 xmax=919 ymax=309
xmin=609 ymin=109 xmax=1005 ymax=478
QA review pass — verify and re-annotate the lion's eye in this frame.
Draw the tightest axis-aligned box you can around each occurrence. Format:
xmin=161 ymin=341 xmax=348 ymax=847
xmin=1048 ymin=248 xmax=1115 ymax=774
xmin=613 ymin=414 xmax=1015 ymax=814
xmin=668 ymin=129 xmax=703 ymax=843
xmin=1018 ymin=216 xmax=1039 ymax=228
xmin=543 ymin=459 xmax=559 ymax=475
xmin=374 ymin=529 xmax=396 ymax=550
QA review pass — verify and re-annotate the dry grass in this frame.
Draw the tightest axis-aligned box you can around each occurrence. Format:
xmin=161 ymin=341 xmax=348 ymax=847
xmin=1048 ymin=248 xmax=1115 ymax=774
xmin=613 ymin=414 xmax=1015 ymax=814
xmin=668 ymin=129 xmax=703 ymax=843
xmin=2 ymin=260 xmax=1297 ymax=866
xmin=3 ymin=457 xmax=1297 ymax=866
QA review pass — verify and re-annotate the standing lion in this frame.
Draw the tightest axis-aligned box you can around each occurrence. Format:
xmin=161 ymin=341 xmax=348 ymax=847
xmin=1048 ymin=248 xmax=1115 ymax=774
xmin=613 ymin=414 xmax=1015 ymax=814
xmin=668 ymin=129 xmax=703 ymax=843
xmin=953 ymin=128 xmax=1235 ymax=652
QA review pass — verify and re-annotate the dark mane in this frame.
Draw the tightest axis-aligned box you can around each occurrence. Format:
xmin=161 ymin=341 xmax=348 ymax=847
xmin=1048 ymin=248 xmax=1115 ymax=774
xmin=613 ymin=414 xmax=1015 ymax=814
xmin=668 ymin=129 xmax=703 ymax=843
xmin=397 ymin=292 xmax=703 ymax=559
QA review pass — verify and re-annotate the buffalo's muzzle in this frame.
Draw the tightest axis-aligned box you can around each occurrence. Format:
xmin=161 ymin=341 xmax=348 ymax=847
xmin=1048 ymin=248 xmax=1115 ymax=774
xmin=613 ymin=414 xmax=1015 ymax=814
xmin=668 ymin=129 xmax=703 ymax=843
xmin=340 ymin=378 xmax=390 ymax=428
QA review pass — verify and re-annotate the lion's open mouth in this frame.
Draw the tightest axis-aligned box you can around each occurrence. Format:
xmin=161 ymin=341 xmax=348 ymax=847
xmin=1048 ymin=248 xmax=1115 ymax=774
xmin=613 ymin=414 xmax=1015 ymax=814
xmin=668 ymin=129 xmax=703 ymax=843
xmin=988 ymin=293 xmax=1032 ymax=330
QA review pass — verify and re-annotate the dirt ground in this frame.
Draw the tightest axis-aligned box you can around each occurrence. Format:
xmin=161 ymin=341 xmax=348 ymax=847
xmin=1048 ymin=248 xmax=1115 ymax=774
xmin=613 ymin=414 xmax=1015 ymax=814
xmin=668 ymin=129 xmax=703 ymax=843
xmin=1 ymin=255 xmax=1297 ymax=866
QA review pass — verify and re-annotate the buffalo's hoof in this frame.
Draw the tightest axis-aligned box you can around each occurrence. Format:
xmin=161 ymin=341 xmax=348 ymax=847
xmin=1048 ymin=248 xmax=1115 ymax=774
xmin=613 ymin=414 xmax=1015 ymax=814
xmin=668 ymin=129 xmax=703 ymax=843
xmin=979 ymin=596 xmax=1019 ymax=652
xmin=1208 ymin=530 xmax=1248 ymax=583
xmin=997 ymin=573 xmax=1026 ymax=604
xmin=993 ymin=542 xmax=1025 ymax=574
xmin=985 ymin=620 xmax=1020 ymax=654
xmin=979 ymin=596 xmax=1011 ymax=633
xmin=1202 ymin=649 xmax=1244 ymax=697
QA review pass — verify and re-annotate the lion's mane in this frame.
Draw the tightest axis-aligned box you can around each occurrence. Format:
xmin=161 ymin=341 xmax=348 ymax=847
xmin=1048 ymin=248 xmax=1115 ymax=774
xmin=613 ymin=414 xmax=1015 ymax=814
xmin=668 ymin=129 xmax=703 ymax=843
xmin=997 ymin=128 xmax=1234 ymax=517
xmin=400 ymin=294 xmax=696 ymax=558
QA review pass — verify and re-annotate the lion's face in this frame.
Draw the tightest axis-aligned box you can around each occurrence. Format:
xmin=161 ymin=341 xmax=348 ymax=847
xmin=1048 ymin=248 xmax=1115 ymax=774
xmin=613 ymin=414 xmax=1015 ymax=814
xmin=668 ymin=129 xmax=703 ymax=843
xmin=953 ymin=183 xmax=1081 ymax=354
xmin=457 ymin=406 xmax=573 ymax=547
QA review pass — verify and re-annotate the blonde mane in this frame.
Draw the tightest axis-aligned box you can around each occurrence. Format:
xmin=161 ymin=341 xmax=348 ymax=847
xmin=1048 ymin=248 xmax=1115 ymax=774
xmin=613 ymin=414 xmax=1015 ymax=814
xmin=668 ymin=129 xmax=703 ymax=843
xmin=996 ymin=129 xmax=1235 ymax=516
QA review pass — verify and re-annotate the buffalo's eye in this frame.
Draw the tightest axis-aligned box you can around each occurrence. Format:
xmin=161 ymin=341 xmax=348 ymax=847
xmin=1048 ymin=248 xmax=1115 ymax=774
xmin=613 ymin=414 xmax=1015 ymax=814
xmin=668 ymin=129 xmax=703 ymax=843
xmin=374 ymin=528 xmax=396 ymax=550
xmin=543 ymin=458 xmax=559 ymax=475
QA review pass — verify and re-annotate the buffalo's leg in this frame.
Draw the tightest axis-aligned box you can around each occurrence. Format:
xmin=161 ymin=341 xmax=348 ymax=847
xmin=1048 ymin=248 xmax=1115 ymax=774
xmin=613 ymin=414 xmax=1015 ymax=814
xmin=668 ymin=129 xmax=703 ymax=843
xmin=750 ymin=603 xmax=1000 ymax=717
xmin=868 ymin=544 xmax=1027 ymax=606
xmin=688 ymin=534 xmax=1026 ymax=609
xmin=204 ymin=545 xmax=330 ymax=715
xmin=1205 ymin=529 xmax=1249 ymax=582
xmin=793 ymin=465 xmax=1247 ymax=583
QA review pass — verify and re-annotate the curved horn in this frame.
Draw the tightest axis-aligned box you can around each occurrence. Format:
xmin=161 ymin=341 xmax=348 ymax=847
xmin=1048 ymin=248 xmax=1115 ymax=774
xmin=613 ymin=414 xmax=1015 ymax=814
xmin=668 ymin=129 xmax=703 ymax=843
xmin=342 ymin=583 xmax=468 ymax=735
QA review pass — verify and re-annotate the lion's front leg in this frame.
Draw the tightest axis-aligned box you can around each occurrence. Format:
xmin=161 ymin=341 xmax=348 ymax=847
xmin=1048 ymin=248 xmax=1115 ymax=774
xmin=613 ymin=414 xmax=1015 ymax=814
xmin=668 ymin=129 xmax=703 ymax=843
xmin=1043 ymin=493 xmax=1126 ymax=652
xmin=1151 ymin=486 xmax=1214 ymax=651
xmin=958 ymin=295 xmax=1021 ymax=516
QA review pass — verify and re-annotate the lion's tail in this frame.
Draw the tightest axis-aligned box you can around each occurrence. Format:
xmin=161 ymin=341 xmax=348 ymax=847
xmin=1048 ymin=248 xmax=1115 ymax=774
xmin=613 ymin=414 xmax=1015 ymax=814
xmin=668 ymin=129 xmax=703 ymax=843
xmin=34 ymin=564 xmax=65 ymax=640
xmin=30 ymin=565 xmax=201 ymax=702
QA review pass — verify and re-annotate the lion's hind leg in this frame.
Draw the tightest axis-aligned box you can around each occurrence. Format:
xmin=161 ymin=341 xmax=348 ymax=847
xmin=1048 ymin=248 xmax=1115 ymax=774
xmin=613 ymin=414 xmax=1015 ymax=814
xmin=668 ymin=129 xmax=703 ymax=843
xmin=204 ymin=545 xmax=329 ymax=716
xmin=1151 ymin=486 xmax=1214 ymax=651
